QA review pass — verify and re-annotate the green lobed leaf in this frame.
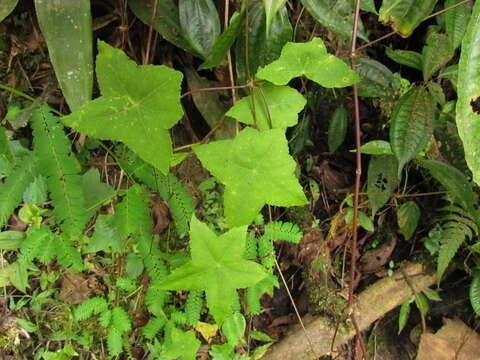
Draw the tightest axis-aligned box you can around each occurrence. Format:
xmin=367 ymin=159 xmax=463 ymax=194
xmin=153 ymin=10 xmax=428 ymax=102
xmin=162 ymin=323 xmax=201 ymax=360
xmin=367 ymin=155 xmax=399 ymax=216
xmin=300 ymin=0 xmax=368 ymax=41
xmin=0 ymin=0 xmax=18 ymax=23
xmin=422 ymin=30 xmax=455 ymax=81
xmin=256 ymin=37 xmax=360 ymax=87
xmin=34 ymin=0 xmax=93 ymax=112
xmin=445 ymin=0 xmax=472 ymax=51
xmin=235 ymin=0 xmax=292 ymax=84
xmin=385 ymin=48 xmax=422 ymax=71
xmin=389 ymin=86 xmax=435 ymax=177
xmin=328 ymin=105 xmax=348 ymax=152
xmin=199 ymin=11 xmax=244 ymax=70
xmin=379 ymin=0 xmax=438 ymax=38
xmin=455 ymin=0 xmax=480 ymax=187
xmin=179 ymin=0 xmax=220 ymax=58
xmin=63 ymin=41 xmax=184 ymax=174
xmin=226 ymin=83 xmax=306 ymax=131
xmin=193 ymin=127 xmax=307 ymax=227
xmin=397 ymin=201 xmax=421 ymax=241
xmin=158 ymin=215 xmax=268 ymax=324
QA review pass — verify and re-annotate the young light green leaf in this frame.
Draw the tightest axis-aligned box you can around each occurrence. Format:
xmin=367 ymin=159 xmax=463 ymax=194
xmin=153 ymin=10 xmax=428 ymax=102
xmin=34 ymin=0 xmax=93 ymax=112
xmin=8 ymin=261 xmax=29 ymax=293
xmin=193 ymin=128 xmax=307 ymax=227
xmin=163 ymin=324 xmax=201 ymax=360
xmin=397 ymin=201 xmax=420 ymax=241
xmin=328 ymin=105 xmax=348 ymax=153
xmin=158 ymin=215 xmax=268 ymax=324
xmin=445 ymin=0 xmax=472 ymax=51
xmin=179 ymin=0 xmax=220 ymax=58
xmin=222 ymin=312 xmax=246 ymax=346
xmin=82 ymin=168 xmax=116 ymax=214
xmin=85 ymin=214 xmax=123 ymax=254
xmin=398 ymin=299 xmax=411 ymax=334
xmin=23 ymin=175 xmax=47 ymax=205
xmin=263 ymin=0 xmax=288 ymax=38
xmin=357 ymin=140 xmax=393 ymax=155
xmin=389 ymin=86 xmax=435 ymax=177
xmin=226 ymin=84 xmax=306 ymax=131
xmin=414 ymin=292 xmax=429 ymax=316
xmin=385 ymin=48 xmax=422 ymax=71
xmin=0 ymin=231 xmax=24 ymax=250
xmin=256 ymin=37 xmax=360 ymax=88
xmin=422 ymin=287 xmax=442 ymax=302
xmin=379 ymin=0 xmax=438 ymax=37
xmin=63 ymin=41 xmax=184 ymax=174
xmin=420 ymin=160 xmax=476 ymax=216
xmin=300 ymin=0 xmax=368 ymax=41
xmin=0 ymin=0 xmax=18 ymax=23
xmin=422 ymin=31 xmax=455 ymax=81
xmin=199 ymin=11 xmax=243 ymax=70
xmin=456 ymin=0 xmax=480 ymax=187
xmin=345 ymin=208 xmax=374 ymax=232
xmin=367 ymin=155 xmax=399 ymax=216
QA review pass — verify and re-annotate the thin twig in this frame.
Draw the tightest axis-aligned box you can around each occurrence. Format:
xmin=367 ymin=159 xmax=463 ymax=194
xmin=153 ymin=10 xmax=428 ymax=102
xmin=143 ymin=0 xmax=158 ymax=65
xmin=180 ymin=83 xmax=255 ymax=99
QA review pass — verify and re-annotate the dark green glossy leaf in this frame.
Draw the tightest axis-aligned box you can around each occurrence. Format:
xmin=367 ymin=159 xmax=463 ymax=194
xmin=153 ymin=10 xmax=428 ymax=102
xmin=300 ymin=0 xmax=368 ymax=41
xmin=422 ymin=30 xmax=455 ymax=81
xmin=390 ymin=86 xmax=435 ymax=177
xmin=328 ymin=105 xmax=348 ymax=152
xmin=367 ymin=155 xmax=399 ymax=216
xmin=199 ymin=11 xmax=243 ymax=70
xmin=235 ymin=0 xmax=292 ymax=84
xmin=456 ymin=0 xmax=480 ymax=187
xmin=385 ymin=48 xmax=422 ymax=71
xmin=397 ymin=201 xmax=420 ymax=240
xmin=179 ymin=0 xmax=220 ymax=58
xmin=0 ymin=0 xmax=18 ymax=23
xmin=356 ymin=57 xmax=395 ymax=98
xmin=379 ymin=0 xmax=438 ymax=37
xmin=445 ymin=0 xmax=472 ymax=51
xmin=34 ymin=0 xmax=93 ymax=111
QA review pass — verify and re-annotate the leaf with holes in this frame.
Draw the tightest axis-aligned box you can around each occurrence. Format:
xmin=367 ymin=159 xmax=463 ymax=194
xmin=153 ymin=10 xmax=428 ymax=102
xmin=226 ymin=84 xmax=306 ymax=131
xmin=390 ymin=86 xmax=435 ymax=177
xmin=456 ymin=0 xmax=480 ymax=187
xmin=193 ymin=127 xmax=307 ymax=227
xmin=379 ymin=0 xmax=438 ymax=37
xmin=256 ymin=37 xmax=360 ymax=87
xmin=397 ymin=201 xmax=421 ymax=241
xmin=367 ymin=155 xmax=399 ymax=216
xmin=63 ymin=41 xmax=183 ymax=174
xmin=157 ymin=216 xmax=268 ymax=324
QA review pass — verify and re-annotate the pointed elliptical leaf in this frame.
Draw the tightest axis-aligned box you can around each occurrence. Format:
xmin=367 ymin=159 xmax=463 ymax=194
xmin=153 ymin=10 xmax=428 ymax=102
xmin=263 ymin=0 xmax=288 ymax=38
xmin=445 ymin=0 xmax=472 ymax=51
xmin=256 ymin=37 xmax=360 ymax=88
xmin=356 ymin=57 xmax=396 ymax=98
xmin=226 ymin=83 xmax=306 ymax=131
xmin=193 ymin=128 xmax=308 ymax=227
xmin=456 ymin=0 xmax=480 ymax=187
xmin=179 ymin=0 xmax=220 ymax=58
xmin=385 ymin=48 xmax=422 ymax=71
xmin=422 ymin=30 xmax=455 ymax=82
xmin=367 ymin=155 xmax=399 ymax=216
xmin=397 ymin=201 xmax=421 ymax=241
xmin=34 ymin=0 xmax=93 ymax=111
xmin=389 ymin=86 xmax=435 ymax=177
xmin=0 ymin=0 xmax=18 ymax=23
xmin=158 ymin=215 xmax=268 ymax=324
xmin=470 ymin=268 xmax=480 ymax=316
xmin=378 ymin=0 xmax=438 ymax=38
xmin=328 ymin=105 xmax=348 ymax=153
xmin=63 ymin=41 xmax=184 ymax=174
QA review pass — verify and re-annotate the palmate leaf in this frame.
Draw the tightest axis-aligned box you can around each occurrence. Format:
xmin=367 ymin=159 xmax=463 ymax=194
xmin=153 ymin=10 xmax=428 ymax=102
xmin=226 ymin=83 xmax=306 ymax=131
xmin=158 ymin=215 xmax=268 ymax=324
xmin=63 ymin=41 xmax=184 ymax=174
xmin=456 ymin=0 xmax=480 ymax=187
xmin=193 ymin=127 xmax=307 ymax=227
xmin=256 ymin=37 xmax=360 ymax=88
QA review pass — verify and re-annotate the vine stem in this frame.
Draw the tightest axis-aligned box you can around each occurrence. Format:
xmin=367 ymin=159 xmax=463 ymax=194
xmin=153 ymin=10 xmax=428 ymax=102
xmin=350 ymin=0 xmax=368 ymax=359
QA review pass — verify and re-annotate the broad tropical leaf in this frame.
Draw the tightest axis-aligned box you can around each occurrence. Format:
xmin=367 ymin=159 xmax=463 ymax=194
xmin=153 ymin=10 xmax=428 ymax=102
xmin=193 ymin=128 xmax=308 ymax=227
xmin=63 ymin=41 xmax=184 ymax=174
xmin=456 ymin=0 xmax=480 ymax=187
xmin=158 ymin=216 xmax=268 ymax=324
xmin=256 ymin=37 xmax=360 ymax=88
xmin=226 ymin=84 xmax=306 ymax=131
xmin=389 ymin=86 xmax=435 ymax=177
xmin=379 ymin=0 xmax=438 ymax=38
xmin=34 ymin=0 xmax=93 ymax=111
xmin=385 ymin=48 xmax=422 ymax=71
xmin=445 ymin=0 xmax=472 ymax=51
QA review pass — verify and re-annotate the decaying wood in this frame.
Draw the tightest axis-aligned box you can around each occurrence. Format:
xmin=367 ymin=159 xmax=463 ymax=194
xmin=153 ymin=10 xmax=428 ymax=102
xmin=261 ymin=262 xmax=436 ymax=360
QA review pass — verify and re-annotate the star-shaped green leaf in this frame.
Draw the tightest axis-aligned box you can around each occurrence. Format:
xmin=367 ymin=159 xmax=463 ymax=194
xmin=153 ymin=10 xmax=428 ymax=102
xmin=255 ymin=37 xmax=360 ymax=88
xmin=193 ymin=127 xmax=307 ymax=227
xmin=158 ymin=215 xmax=268 ymax=324
xmin=162 ymin=323 xmax=201 ymax=360
xmin=62 ymin=41 xmax=184 ymax=174
xmin=225 ymin=83 xmax=306 ymax=131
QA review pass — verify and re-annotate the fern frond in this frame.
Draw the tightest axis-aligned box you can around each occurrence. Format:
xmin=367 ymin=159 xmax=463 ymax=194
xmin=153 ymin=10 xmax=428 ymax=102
xmin=107 ymin=326 xmax=123 ymax=357
xmin=470 ymin=269 xmax=480 ymax=316
xmin=437 ymin=223 xmax=471 ymax=283
xmin=245 ymin=287 xmax=261 ymax=315
xmin=99 ymin=309 xmax=112 ymax=328
xmin=31 ymin=107 xmax=88 ymax=238
xmin=36 ymin=230 xmax=57 ymax=265
xmin=258 ymin=235 xmax=275 ymax=270
xmin=264 ymin=221 xmax=303 ymax=243
xmin=171 ymin=311 xmax=187 ymax=325
xmin=185 ymin=290 xmax=203 ymax=326
xmin=145 ymin=281 xmax=169 ymax=316
xmin=111 ymin=307 xmax=132 ymax=333
xmin=56 ymin=235 xmax=83 ymax=272
xmin=115 ymin=277 xmax=137 ymax=292
xmin=17 ymin=226 xmax=54 ymax=265
xmin=74 ymin=297 xmax=108 ymax=321
xmin=166 ymin=173 xmax=194 ymax=237
xmin=0 ymin=154 xmax=37 ymax=228
xmin=244 ymin=233 xmax=258 ymax=260
xmin=142 ymin=317 xmax=166 ymax=340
